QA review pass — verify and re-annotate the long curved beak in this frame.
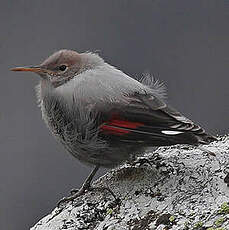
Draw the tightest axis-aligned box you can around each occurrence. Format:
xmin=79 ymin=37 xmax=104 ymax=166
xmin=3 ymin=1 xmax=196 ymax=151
xmin=10 ymin=66 xmax=42 ymax=73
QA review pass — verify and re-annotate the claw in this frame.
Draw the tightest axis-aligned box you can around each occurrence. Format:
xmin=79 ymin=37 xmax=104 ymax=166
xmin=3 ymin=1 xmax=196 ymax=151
xmin=57 ymin=165 xmax=118 ymax=208
xmin=57 ymin=185 xmax=119 ymax=208
xmin=57 ymin=189 xmax=85 ymax=208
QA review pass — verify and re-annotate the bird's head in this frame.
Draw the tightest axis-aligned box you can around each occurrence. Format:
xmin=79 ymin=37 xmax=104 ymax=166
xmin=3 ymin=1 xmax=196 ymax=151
xmin=11 ymin=49 xmax=93 ymax=87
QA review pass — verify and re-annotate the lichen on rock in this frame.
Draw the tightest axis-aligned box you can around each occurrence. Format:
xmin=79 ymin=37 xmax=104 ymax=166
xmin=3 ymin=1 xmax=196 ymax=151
xmin=31 ymin=136 xmax=229 ymax=230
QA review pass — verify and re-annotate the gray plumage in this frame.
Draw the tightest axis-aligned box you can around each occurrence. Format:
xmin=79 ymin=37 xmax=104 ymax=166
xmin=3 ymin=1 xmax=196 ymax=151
xmin=36 ymin=82 xmax=145 ymax=167
xmin=11 ymin=49 xmax=217 ymax=204
xmin=12 ymin=49 xmax=217 ymax=168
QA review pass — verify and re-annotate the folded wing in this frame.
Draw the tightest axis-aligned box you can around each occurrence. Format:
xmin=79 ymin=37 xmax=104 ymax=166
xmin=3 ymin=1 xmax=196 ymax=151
xmin=99 ymin=93 xmax=216 ymax=146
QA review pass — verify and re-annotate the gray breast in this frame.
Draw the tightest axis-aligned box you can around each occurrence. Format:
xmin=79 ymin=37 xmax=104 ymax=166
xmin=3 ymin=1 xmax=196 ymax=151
xmin=39 ymin=93 xmax=136 ymax=167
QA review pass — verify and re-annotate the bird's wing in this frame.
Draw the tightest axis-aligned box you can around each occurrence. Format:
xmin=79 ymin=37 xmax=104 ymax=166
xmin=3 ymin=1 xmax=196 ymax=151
xmin=99 ymin=93 xmax=216 ymax=146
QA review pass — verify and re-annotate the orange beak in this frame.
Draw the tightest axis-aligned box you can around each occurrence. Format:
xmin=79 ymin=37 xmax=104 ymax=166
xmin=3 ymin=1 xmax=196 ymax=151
xmin=10 ymin=66 xmax=42 ymax=73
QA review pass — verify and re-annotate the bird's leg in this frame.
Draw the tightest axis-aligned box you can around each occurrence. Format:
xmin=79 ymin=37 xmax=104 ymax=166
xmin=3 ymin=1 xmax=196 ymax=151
xmin=224 ymin=173 xmax=229 ymax=187
xmin=79 ymin=165 xmax=100 ymax=192
xmin=72 ymin=170 xmax=119 ymax=202
xmin=58 ymin=165 xmax=100 ymax=207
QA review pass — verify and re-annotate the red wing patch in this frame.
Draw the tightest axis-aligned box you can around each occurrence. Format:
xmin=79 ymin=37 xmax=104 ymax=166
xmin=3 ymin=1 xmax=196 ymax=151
xmin=100 ymin=120 xmax=144 ymax=135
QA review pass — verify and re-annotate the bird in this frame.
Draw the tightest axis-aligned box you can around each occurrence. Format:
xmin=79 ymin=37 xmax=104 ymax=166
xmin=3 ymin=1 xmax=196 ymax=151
xmin=11 ymin=49 xmax=216 ymax=204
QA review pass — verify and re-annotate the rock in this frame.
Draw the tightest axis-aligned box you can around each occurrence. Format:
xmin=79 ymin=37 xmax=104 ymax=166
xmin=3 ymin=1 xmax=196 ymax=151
xmin=31 ymin=136 xmax=229 ymax=230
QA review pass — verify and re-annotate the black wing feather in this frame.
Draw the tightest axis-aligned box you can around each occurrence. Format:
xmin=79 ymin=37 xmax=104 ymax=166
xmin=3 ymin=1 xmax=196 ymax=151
xmin=100 ymin=93 xmax=216 ymax=146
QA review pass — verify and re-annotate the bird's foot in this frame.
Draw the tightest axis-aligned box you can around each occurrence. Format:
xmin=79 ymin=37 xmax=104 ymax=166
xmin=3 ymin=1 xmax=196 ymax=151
xmin=58 ymin=187 xmax=86 ymax=208
xmin=58 ymin=185 xmax=119 ymax=208
xmin=57 ymin=165 xmax=101 ymax=208
xmin=132 ymin=157 xmax=153 ymax=167
xmin=88 ymin=186 xmax=120 ymax=203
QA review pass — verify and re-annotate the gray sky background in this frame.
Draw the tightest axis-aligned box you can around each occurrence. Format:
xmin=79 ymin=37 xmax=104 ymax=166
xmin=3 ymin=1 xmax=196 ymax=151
xmin=1 ymin=1 xmax=228 ymax=229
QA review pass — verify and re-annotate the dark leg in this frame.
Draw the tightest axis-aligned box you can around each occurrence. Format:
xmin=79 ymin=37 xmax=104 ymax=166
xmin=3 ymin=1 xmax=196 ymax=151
xmin=78 ymin=165 xmax=100 ymax=192
xmin=224 ymin=173 xmax=229 ymax=186
xmin=58 ymin=165 xmax=100 ymax=207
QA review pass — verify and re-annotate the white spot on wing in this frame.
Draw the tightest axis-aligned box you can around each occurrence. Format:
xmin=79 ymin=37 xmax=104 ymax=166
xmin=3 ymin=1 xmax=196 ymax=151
xmin=161 ymin=130 xmax=183 ymax=135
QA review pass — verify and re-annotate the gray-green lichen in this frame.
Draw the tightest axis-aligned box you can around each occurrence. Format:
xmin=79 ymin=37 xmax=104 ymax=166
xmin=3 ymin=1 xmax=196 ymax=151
xmin=218 ymin=202 xmax=229 ymax=215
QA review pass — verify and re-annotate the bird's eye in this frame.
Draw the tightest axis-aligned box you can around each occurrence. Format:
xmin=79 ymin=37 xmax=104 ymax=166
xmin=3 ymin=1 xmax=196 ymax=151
xmin=58 ymin=65 xmax=67 ymax=71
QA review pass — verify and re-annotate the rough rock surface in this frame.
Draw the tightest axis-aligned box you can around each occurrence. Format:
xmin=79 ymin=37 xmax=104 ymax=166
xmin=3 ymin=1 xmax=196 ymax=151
xmin=31 ymin=136 xmax=229 ymax=230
